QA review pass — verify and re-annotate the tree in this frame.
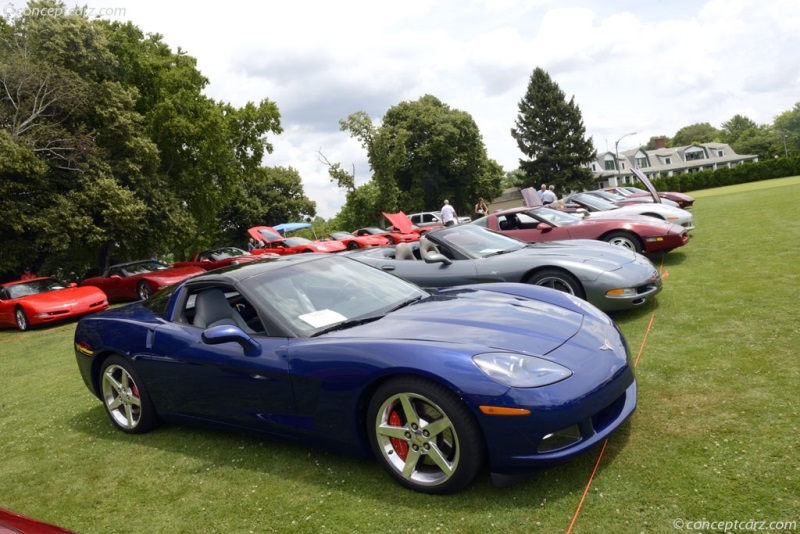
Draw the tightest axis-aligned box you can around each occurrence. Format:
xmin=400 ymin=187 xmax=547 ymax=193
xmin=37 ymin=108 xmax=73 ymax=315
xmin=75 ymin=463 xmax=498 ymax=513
xmin=670 ymin=122 xmax=719 ymax=146
xmin=511 ymin=67 xmax=596 ymax=193
xmin=339 ymin=95 xmax=503 ymax=221
xmin=773 ymin=102 xmax=800 ymax=157
xmin=0 ymin=1 xmax=297 ymax=278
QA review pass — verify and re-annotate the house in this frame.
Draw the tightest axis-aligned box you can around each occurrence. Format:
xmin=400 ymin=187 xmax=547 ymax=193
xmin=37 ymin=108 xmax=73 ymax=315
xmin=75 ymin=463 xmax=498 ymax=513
xmin=589 ymin=138 xmax=759 ymax=188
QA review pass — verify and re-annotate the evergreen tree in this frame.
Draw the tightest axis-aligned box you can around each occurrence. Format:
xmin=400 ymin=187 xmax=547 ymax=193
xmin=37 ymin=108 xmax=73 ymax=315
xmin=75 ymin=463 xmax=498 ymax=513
xmin=511 ymin=67 xmax=595 ymax=194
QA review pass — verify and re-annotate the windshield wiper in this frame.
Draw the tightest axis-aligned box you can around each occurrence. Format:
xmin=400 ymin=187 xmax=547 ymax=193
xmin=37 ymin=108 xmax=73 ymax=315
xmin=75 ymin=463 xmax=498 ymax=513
xmin=312 ymin=315 xmax=383 ymax=337
xmin=386 ymin=295 xmax=424 ymax=313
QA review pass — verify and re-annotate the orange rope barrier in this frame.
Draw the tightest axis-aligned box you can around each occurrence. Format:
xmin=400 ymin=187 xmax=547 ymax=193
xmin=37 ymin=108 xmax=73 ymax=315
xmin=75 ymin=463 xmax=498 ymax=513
xmin=565 ymin=254 xmax=665 ymax=533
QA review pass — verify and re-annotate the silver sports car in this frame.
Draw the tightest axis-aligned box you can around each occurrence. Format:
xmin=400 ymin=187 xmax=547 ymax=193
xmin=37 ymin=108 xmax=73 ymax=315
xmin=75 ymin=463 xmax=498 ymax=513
xmin=349 ymin=224 xmax=662 ymax=312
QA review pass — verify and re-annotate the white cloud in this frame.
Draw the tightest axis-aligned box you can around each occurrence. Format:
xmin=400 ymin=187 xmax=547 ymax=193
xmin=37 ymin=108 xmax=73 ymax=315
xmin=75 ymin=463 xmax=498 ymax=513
xmin=53 ymin=0 xmax=800 ymax=218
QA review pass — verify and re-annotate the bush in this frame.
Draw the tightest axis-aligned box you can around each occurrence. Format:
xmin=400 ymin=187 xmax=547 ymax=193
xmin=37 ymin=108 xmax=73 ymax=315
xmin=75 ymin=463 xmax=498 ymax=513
xmin=650 ymin=155 xmax=800 ymax=192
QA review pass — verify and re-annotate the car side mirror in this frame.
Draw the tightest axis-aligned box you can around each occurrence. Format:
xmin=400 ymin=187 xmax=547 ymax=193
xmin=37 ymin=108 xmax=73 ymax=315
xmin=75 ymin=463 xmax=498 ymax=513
xmin=69 ymin=282 xmax=78 ymax=288
xmin=575 ymin=209 xmax=589 ymax=219
xmin=201 ymin=325 xmax=261 ymax=356
xmin=423 ymin=252 xmax=452 ymax=265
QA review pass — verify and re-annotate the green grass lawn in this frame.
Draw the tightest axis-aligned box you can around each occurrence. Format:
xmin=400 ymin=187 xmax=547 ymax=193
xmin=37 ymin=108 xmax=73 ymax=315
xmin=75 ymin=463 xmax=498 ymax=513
xmin=2 ymin=177 xmax=799 ymax=533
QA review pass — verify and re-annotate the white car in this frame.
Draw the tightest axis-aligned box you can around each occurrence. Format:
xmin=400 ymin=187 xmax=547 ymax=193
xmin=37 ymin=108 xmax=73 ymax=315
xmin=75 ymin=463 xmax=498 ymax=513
xmin=407 ymin=211 xmax=471 ymax=227
xmin=563 ymin=192 xmax=695 ymax=231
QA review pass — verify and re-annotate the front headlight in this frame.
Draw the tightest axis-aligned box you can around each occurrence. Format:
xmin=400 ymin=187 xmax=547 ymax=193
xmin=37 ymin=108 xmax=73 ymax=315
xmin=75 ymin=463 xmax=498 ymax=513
xmin=473 ymin=353 xmax=572 ymax=388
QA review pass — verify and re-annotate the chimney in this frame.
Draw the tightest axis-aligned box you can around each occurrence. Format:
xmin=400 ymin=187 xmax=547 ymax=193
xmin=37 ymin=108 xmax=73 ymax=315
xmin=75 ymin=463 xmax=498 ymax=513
xmin=655 ymin=137 xmax=667 ymax=149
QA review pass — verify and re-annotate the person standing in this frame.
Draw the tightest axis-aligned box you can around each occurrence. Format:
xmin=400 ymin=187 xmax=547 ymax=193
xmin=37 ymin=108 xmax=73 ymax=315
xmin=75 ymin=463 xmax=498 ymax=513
xmin=474 ymin=197 xmax=488 ymax=217
xmin=20 ymin=267 xmax=36 ymax=280
xmin=538 ymin=184 xmax=547 ymax=199
xmin=541 ymin=185 xmax=557 ymax=206
xmin=441 ymin=199 xmax=458 ymax=227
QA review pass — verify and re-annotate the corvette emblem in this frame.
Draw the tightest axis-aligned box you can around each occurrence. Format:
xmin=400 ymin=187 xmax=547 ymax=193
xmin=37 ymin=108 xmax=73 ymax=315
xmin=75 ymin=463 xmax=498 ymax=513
xmin=599 ymin=339 xmax=614 ymax=351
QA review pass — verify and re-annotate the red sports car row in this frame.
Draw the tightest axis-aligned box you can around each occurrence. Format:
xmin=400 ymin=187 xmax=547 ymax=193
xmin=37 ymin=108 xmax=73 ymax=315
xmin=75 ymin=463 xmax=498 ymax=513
xmin=173 ymin=247 xmax=272 ymax=271
xmin=248 ymin=226 xmax=347 ymax=255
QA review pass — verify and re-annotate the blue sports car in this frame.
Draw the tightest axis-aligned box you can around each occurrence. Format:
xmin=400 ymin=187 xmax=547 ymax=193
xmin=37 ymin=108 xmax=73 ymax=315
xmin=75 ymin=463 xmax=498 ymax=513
xmin=73 ymin=254 xmax=636 ymax=494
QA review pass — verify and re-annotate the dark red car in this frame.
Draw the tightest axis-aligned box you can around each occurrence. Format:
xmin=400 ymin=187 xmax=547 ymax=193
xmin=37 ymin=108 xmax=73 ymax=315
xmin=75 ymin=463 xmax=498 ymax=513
xmin=81 ymin=260 xmax=204 ymax=302
xmin=472 ymin=206 xmax=689 ymax=254
xmin=0 ymin=277 xmax=108 ymax=331
xmin=173 ymin=247 xmax=271 ymax=271
xmin=248 ymin=226 xmax=347 ymax=255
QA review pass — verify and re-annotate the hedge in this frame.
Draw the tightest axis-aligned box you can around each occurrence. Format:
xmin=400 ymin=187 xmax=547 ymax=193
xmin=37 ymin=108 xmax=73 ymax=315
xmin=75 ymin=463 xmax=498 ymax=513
xmin=649 ymin=155 xmax=800 ymax=193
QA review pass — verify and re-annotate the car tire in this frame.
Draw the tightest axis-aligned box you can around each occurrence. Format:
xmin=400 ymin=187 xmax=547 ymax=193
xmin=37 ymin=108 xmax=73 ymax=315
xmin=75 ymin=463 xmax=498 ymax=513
xmin=347 ymin=241 xmax=360 ymax=250
xmin=603 ymin=231 xmax=643 ymax=253
xmin=137 ymin=280 xmax=153 ymax=300
xmin=367 ymin=376 xmax=485 ymax=495
xmin=99 ymin=355 xmax=158 ymax=434
xmin=15 ymin=307 xmax=29 ymax=331
xmin=526 ymin=269 xmax=586 ymax=300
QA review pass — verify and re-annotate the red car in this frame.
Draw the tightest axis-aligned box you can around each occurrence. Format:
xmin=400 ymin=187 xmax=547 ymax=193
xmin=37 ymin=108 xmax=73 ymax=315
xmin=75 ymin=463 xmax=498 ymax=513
xmin=0 ymin=277 xmax=108 ymax=331
xmin=247 ymin=226 xmax=347 ymax=255
xmin=0 ymin=508 xmax=75 ymax=533
xmin=172 ymin=247 xmax=272 ymax=271
xmin=384 ymin=211 xmax=443 ymax=236
xmin=81 ymin=260 xmax=204 ymax=302
xmin=328 ymin=231 xmax=389 ymax=250
xmin=473 ymin=205 xmax=689 ymax=254
xmin=605 ymin=186 xmax=695 ymax=209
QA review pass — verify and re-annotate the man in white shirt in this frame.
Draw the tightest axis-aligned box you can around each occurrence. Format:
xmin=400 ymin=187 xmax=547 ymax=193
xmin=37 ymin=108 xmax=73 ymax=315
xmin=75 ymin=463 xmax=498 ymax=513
xmin=541 ymin=185 xmax=557 ymax=205
xmin=441 ymin=200 xmax=458 ymax=227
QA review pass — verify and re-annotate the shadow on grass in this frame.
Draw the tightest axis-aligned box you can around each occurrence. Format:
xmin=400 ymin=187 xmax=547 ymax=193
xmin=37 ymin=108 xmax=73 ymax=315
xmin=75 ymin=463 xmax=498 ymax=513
xmin=67 ymin=401 xmax=635 ymax=509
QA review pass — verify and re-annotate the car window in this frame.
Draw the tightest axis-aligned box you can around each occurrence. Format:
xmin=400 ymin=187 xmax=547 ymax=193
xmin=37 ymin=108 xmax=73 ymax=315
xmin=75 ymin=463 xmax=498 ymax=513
xmin=178 ymin=285 xmax=267 ymax=335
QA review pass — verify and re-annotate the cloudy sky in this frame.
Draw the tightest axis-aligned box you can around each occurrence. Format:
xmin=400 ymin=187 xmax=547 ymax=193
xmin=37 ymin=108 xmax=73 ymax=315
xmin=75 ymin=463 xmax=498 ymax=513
xmin=19 ymin=0 xmax=800 ymax=218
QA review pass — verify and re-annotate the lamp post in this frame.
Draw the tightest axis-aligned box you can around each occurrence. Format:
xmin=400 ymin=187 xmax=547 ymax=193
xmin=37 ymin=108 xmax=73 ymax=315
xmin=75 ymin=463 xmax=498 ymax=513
xmin=614 ymin=131 xmax=637 ymax=183
xmin=782 ymin=133 xmax=788 ymax=158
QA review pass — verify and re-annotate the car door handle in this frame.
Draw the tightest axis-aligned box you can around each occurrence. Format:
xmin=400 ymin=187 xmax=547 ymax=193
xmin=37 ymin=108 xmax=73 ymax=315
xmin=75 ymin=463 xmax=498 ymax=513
xmin=381 ymin=265 xmax=396 ymax=271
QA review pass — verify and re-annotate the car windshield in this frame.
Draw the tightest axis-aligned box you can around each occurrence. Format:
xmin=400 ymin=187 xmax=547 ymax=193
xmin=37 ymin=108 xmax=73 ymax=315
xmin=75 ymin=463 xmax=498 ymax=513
xmin=122 ymin=261 xmax=171 ymax=275
xmin=592 ymin=190 xmax=626 ymax=201
xmin=329 ymin=232 xmax=351 ymax=239
xmin=528 ymin=207 xmax=584 ymax=226
xmin=284 ymin=237 xmax=312 ymax=246
xmin=243 ymin=256 xmax=427 ymax=337
xmin=433 ymin=225 xmax=527 ymax=258
xmin=570 ymin=194 xmax=618 ymax=211
xmin=6 ymin=278 xmax=67 ymax=299
xmin=625 ymin=186 xmax=648 ymax=194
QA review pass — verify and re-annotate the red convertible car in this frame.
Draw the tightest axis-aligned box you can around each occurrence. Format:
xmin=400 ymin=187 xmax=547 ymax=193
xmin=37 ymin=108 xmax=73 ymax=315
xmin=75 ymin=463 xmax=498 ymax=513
xmin=81 ymin=260 xmax=204 ymax=302
xmin=172 ymin=247 xmax=271 ymax=271
xmin=248 ymin=226 xmax=347 ymax=255
xmin=328 ymin=231 xmax=389 ymax=250
xmin=472 ymin=206 xmax=689 ymax=254
xmin=0 ymin=277 xmax=108 ymax=331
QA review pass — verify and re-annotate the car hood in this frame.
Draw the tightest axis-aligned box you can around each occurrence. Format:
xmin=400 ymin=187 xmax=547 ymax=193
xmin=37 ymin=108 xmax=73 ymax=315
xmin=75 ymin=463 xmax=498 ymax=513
xmin=16 ymin=286 xmax=105 ymax=305
xmin=333 ymin=289 xmax=584 ymax=356
xmin=569 ymin=214 xmax=677 ymax=232
xmin=382 ymin=211 xmax=414 ymax=234
xmin=521 ymin=238 xmax=638 ymax=262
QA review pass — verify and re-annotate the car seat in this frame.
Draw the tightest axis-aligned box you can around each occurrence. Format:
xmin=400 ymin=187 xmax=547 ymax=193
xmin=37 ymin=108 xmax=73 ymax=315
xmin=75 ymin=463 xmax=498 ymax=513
xmin=193 ymin=288 xmax=254 ymax=333
xmin=395 ymin=242 xmax=416 ymax=260
xmin=419 ymin=236 xmax=441 ymax=260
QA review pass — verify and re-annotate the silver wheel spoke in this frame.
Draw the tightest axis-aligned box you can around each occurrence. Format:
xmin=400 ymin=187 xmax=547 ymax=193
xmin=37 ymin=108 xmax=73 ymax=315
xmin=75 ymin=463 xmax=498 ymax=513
xmin=425 ymin=444 xmax=455 ymax=476
xmin=398 ymin=394 xmax=420 ymax=426
xmin=400 ymin=447 xmax=423 ymax=480
xmin=422 ymin=417 xmax=452 ymax=438
xmin=376 ymin=424 xmax=409 ymax=440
